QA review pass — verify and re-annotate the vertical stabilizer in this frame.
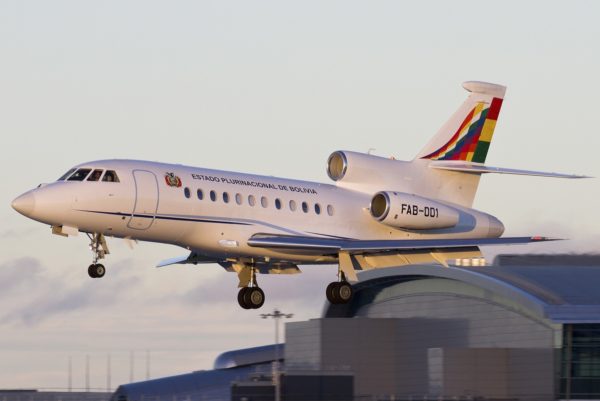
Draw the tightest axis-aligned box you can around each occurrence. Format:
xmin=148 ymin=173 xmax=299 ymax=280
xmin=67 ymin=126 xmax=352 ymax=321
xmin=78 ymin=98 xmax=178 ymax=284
xmin=417 ymin=81 xmax=506 ymax=164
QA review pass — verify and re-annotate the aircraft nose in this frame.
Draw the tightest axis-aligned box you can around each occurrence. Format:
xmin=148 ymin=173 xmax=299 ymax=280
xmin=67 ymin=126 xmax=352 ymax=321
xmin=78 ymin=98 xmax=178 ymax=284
xmin=12 ymin=192 xmax=36 ymax=217
xmin=488 ymin=215 xmax=505 ymax=237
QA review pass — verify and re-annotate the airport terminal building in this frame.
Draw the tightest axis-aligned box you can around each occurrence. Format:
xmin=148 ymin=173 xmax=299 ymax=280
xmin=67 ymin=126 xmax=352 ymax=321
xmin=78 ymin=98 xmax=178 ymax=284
xmin=111 ymin=255 xmax=600 ymax=401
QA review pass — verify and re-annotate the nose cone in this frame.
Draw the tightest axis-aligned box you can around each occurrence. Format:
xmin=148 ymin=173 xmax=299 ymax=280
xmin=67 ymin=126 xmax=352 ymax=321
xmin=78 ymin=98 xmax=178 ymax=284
xmin=12 ymin=192 xmax=36 ymax=217
xmin=488 ymin=215 xmax=505 ymax=237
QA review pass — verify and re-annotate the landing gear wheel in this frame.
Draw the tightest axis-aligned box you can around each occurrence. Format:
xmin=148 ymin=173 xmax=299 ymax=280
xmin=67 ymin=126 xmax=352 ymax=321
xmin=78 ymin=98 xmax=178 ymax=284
xmin=337 ymin=282 xmax=353 ymax=303
xmin=326 ymin=282 xmax=353 ymax=304
xmin=245 ymin=287 xmax=265 ymax=309
xmin=237 ymin=287 xmax=265 ymax=309
xmin=326 ymin=282 xmax=340 ymax=304
xmin=88 ymin=264 xmax=106 ymax=279
xmin=238 ymin=287 xmax=252 ymax=309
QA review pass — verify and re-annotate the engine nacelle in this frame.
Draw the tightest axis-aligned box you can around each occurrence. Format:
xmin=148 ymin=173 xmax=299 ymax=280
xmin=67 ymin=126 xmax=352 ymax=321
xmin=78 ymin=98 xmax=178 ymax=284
xmin=326 ymin=150 xmax=406 ymax=183
xmin=370 ymin=191 xmax=459 ymax=230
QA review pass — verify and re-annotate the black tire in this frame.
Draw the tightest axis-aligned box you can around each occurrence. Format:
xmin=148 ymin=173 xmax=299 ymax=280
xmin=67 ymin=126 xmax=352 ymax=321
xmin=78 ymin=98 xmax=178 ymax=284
xmin=337 ymin=282 xmax=353 ymax=303
xmin=237 ymin=287 xmax=251 ymax=309
xmin=88 ymin=264 xmax=98 ymax=278
xmin=94 ymin=264 xmax=106 ymax=278
xmin=244 ymin=287 xmax=265 ymax=309
xmin=326 ymin=282 xmax=341 ymax=304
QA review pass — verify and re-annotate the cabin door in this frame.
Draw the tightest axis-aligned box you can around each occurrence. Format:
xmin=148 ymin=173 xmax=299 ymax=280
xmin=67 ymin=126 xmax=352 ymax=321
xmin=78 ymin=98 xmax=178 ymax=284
xmin=128 ymin=170 xmax=159 ymax=230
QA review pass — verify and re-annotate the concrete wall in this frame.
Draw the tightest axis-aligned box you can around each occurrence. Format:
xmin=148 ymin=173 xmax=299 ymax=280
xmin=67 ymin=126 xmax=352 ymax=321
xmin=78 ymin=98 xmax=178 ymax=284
xmin=428 ymin=348 xmax=554 ymax=400
xmin=285 ymin=276 xmax=559 ymax=400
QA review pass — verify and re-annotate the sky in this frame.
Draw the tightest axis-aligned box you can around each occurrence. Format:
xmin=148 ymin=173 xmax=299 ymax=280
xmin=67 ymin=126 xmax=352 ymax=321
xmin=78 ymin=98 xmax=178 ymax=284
xmin=1 ymin=0 xmax=599 ymax=390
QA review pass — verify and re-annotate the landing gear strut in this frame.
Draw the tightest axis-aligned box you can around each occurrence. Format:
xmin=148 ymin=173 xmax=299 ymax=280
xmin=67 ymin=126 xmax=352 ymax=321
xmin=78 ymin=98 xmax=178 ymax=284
xmin=237 ymin=263 xmax=265 ymax=309
xmin=87 ymin=233 xmax=109 ymax=279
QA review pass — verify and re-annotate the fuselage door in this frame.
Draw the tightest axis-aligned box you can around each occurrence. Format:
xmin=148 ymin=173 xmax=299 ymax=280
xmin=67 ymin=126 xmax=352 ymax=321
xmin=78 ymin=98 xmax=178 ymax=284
xmin=128 ymin=170 xmax=159 ymax=230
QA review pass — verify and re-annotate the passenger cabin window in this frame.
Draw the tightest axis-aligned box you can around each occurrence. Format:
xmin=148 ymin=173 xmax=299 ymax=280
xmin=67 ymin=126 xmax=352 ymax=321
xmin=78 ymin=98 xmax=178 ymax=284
xmin=327 ymin=204 xmax=334 ymax=216
xmin=184 ymin=187 xmax=191 ymax=198
xmin=289 ymin=200 xmax=297 ymax=211
xmin=102 ymin=170 xmax=120 ymax=182
xmin=248 ymin=195 xmax=256 ymax=207
xmin=223 ymin=192 xmax=230 ymax=203
xmin=314 ymin=203 xmax=321 ymax=215
xmin=87 ymin=169 xmax=104 ymax=182
xmin=210 ymin=190 xmax=217 ymax=202
xmin=58 ymin=168 xmax=76 ymax=181
xmin=197 ymin=189 xmax=204 ymax=200
xmin=301 ymin=201 xmax=309 ymax=213
xmin=235 ymin=193 xmax=243 ymax=205
xmin=275 ymin=198 xmax=282 ymax=210
xmin=260 ymin=196 xmax=268 ymax=208
xmin=68 ymin=168 xmax=92 ymax=181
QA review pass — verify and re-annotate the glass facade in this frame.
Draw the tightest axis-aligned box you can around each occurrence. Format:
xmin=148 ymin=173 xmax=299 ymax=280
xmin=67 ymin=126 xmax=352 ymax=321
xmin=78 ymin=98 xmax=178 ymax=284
xmin=561 ymin=324 xmax=600 ymax=399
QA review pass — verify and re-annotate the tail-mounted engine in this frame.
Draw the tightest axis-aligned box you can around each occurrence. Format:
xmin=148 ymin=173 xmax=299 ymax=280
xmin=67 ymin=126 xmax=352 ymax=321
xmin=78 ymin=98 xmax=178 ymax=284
xmin=370 ymin=191 xmax=459 ymax=230
xmin=326 ymin=150 xmax=405 ymax=184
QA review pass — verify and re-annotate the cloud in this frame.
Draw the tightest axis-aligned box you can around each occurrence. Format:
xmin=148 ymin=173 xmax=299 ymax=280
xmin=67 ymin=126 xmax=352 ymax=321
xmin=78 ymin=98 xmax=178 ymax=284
xmin=0 ymin=257 xmax=143 ymax=326
xmin=0 ymin=227 xmax=41 ymax=239
xmin=0 ymin=257 xmax=44 ymax=293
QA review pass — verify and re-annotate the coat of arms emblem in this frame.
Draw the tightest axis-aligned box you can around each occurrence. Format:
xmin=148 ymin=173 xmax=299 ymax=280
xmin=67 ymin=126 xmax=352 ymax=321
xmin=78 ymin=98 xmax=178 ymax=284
xmin=164 ymin=172 xmax=182 ymax=188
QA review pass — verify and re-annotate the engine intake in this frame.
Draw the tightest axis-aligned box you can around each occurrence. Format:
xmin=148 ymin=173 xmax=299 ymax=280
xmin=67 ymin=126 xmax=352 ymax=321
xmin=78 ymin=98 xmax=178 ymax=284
xmin=326 ymin=151 xmax=348 ymax=181
xmin=370 ymin=191 xmax=459 ymax=230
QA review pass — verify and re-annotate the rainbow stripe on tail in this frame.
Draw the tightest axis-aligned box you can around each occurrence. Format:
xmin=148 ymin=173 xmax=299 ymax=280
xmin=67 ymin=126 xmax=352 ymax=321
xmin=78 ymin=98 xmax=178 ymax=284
xmin=421 ymin=97 xmax=503 ymax=163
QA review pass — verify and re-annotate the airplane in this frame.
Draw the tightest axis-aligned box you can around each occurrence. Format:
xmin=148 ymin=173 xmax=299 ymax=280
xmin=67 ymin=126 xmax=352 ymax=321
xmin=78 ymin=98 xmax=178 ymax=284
xmin=11 ymin=81 xmax=586 ymax=309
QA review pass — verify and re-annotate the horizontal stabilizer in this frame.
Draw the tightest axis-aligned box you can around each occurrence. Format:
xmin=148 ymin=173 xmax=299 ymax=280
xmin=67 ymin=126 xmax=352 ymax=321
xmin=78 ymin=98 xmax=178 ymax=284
xmin=430 ymin=161 xmax=590 ymax=179
xmin=248 ymin=234 xmax=559 ymax=254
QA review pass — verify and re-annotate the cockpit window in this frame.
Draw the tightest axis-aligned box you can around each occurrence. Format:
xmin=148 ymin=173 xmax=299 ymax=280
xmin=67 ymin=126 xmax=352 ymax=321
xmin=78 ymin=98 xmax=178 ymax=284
xmin=102 ymin=170 xmax=120 ymax=183
xmin=57 ymin=168 xmax=77 ymax=181
xmin=67 ymin=168 xmax=92 ymax=181
xmin=87 ymin=169 xmax=104 ymax=182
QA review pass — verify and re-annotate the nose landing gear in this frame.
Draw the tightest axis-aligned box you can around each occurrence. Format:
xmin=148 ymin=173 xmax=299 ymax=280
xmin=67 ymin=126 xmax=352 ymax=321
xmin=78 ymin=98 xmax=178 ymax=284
xmin=87 ymin=233 xmax=109 ymax=279
xmin=88 ymin=263 xmax=106 ymax=278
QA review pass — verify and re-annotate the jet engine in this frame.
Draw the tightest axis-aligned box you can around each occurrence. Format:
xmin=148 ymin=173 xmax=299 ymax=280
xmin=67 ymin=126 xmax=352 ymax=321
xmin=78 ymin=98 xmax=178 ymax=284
xmin=326 ymin=151 xmax=404 ymax=183
xmin=370 ymin=191 xmax=460 ymax=230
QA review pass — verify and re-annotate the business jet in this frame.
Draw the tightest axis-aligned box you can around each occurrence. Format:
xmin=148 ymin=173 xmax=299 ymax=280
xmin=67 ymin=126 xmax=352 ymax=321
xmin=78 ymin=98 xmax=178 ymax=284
xmin=12 ymin=81 xmax=585 ymax=309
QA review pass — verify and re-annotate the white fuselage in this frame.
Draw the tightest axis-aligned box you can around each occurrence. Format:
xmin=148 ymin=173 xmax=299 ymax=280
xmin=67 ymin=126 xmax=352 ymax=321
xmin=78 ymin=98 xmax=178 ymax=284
xmin=15 ymin=159 xmax=503 ymax=264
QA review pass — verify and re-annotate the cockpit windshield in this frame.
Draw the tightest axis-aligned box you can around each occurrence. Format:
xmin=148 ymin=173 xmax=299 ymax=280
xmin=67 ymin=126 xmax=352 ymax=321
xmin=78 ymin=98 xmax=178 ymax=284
xmin=102 ymin=170 xmax=120 ymax=182
xmin=57 ymin=168 xmax=77 ymax=181
xmin=67 ymin=168 xmax=92 ymax=181
xmin=58 ymin=167 xmax=120 ymax=183
xmin=87 ymin=169 xmax=104 ymax=182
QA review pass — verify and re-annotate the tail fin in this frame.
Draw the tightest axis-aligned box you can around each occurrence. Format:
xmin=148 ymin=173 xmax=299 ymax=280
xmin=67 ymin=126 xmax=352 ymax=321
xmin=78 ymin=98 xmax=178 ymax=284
xmin=417 ymin=81 xmax=506 ymax=164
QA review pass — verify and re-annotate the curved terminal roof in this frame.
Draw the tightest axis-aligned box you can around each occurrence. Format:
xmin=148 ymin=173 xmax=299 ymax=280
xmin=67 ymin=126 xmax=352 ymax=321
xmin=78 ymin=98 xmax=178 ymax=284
xmin=111 ymin=365 xmax=262 ymax=401
xmin=214 ymin=344 xmax=281 ymax=369
xmin=324 ymin=264 xmax=600 ymax=323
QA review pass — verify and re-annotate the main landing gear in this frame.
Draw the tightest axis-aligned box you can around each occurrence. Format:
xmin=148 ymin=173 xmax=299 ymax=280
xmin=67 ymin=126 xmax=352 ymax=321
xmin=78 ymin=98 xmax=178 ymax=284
xmin=238 ymin=287 xmax=265 ymax=310
xmin=87 ymin=233 xmax=109 ymax=279
xmin=326 ymin=280 xmax=353 ymax=304
xmin=237 ymin=264 xmax=265 ymax=309
xmin=325 ymin=259 xmax=355 ymax=304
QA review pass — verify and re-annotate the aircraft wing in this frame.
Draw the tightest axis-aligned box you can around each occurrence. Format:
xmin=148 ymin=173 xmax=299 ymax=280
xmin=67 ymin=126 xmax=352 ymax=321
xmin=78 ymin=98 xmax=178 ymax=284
xmin=247 ymin=234 xmax=558 ymax=253
xmin=429 ymin=161 xmax=590 ymax=178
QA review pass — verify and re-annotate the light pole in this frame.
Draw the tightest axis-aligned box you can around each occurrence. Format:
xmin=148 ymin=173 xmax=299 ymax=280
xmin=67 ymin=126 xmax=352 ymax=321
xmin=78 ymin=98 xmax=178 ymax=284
xmin=261 ymin=309 xmax=293 ymax=401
